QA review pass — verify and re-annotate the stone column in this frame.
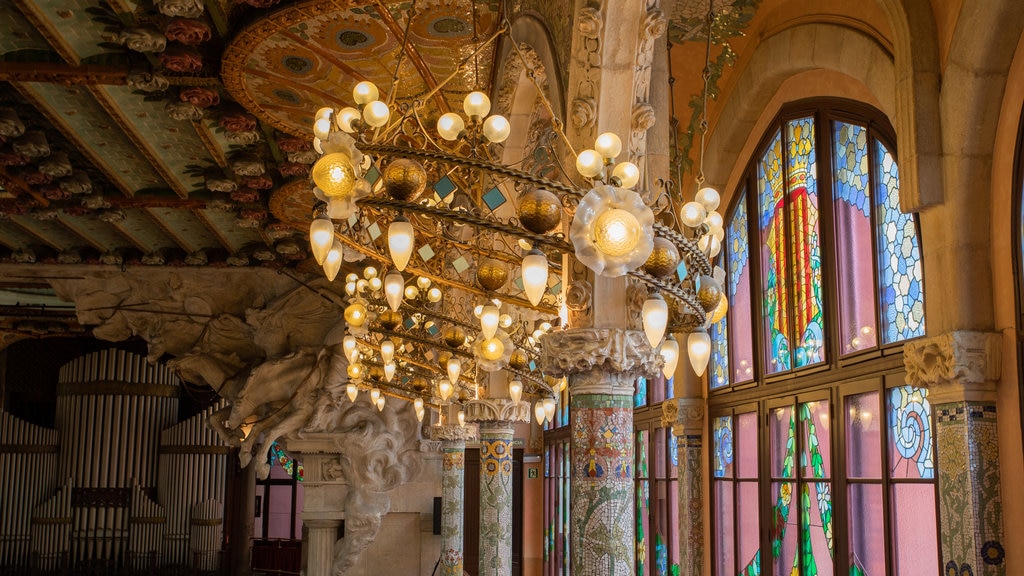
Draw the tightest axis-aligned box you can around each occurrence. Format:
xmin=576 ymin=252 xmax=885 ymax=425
xmin=430 ymin=425 xmax=478 ymax=576
xmin=662 ymin=397 xmax=705 ymax=576
xmin=904 ymin=331 xmax=1006 ymax=575
xmin=304 ymin=519 xmax=341 ymax=576
xmin=464 ymin=398 xmax=530 ymax=576
xmin=228 ymin=461 xmax=256 ymax=576
xmin=282 ymin=439 xmax=349 ymax=576
xmin=540 ymin=329 xmax=661 ymax=576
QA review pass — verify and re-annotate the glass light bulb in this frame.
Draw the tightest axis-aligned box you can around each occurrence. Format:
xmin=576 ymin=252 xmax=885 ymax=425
xmin=480 ymin=305 xmax=500 ymax=340
xmin=594 ymin=132 xmax=622 ymax=159
xmin=369 ymin=277 xmax=382 ymax=291
xmin=427 ymin=287 xmax=442 ymax=302
xmin=362 ymin=100 xmax=390 ymax=127
xmin=542 ymin=398 xmax=557 ymax=422
xmin=344 ymin=301 xmax=366 ymax=326
xmin=414 ymin=397 xmax=424 ymax=411
xmin=313 ymin=137 xmax=323 ymax=154
xmin=356 ymin=279 xmax=368 ymax=293
xmin=696 ymin=186 xmax=721 ymax=212
xmin=611 ymin=161 xmax=640 ymax=188
xmin=417 ymin=276 xmax=431 ymax=290
xmin=706 ymin=210 xmax=723 ymax=230
xmin=710 ymin=292 xmax=729 ymax=325
xmin=457 ymin=410 xmax=465 ymax=427
xmin=352 ymin=81 xmax=379 ymax=105
xmin=313 ymin=117 xmax=332 ymax=141
xmin=343 ymin=335 xmax=358 ymax=360
xmin=436 ymin=112 xmax=465 ymax=141
xmin=380 ymin=339 xmax=395 ymax=364
xmin=680 ymin=201 xmax=708 ymax=228
xmin=388 ymin=216 xmax=415 ymax=271
xmin=438 ymin=378 xmax=454 ymax=402
xmin=482 ymin=115 xmax=510 ymax=143
xmin=312 ymin=153 xmax=356 ymax=199
xmin=660 ymin=338 xmax=679 ymax=379
xmin=698 ymin=234 xmax=722 ymax=258
xmin=335 ymin=107 xmax=361 ymax=133
xmin=376 ymin=395 xmax=386 ymax=411
xmin=688 ymin=328 xmax=711 ymax=376
xmin=499 ymin=314 xmax=513 ymax=329
xmin=383 ymin=362 xmax=395 ymax=383
xmin=363 ymin=266 xmax=377 ymax=279
xmin=521 ymin=249 xmax=548 ymax=306
xmin=370 ymin=387 xmax=381 ymax=404
xmin=463 ymin=91 xmax=491 ymax=117
xmin=415 ymin=406 xmax=425 ymax=422
xmin=481 ymin=337 xmax=505 ymax=361
xmin=404 ymin=285 xmax=419 ymax=300
xmin=347 ymin=363 xmax=364 ymax=379
xmin=593 ymin=208 xmax=641 ymax=257
xmin=346 ymin=273 xmax=359 ymax=283
xmin=534 ymin=401 xmax=547 ymax=425
xmin=384 ymin=270 xmax=404 ymax=312
xmin=346 ymin=383 xmax=358 ymax=402
xmin=575 ymin=149 xmax=604 ymax=178
xmin=315 ymin=107 xmax=333 ymax=122
xmin=309 ymin=218 xmax=334 ymax=265
xmin=642 ymin=293 xmax=668 ymax=347
xmin=508 ymin=380 xmax=523 ymax=405
xmin=447 ymin=357 xmax=462 ymax=385
xmin=322 ymin=240 xmax=343 ymax=281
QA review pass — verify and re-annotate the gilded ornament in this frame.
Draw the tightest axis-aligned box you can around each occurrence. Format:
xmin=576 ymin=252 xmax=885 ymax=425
xmin=476 ymin=259 xmax=508 ymax=291
xmin=382 ymin=158 xmax=427 ymax=202
xmin=643 ymin=237 xmax=680 ymax=278
xmin=509 ymin=348 xmax=530 ymax=371
xmin=378 ymin=309 xmax=402 ymax=330
xmin=518 ymin=189 xmax=562 ymax=234
xmin=696 ymin=275 xmax=722 ymax=313
xmin=411 ymin=377 xmax=428 ymax=392
xmin=443 ymin=326 xmax=467 ymax=348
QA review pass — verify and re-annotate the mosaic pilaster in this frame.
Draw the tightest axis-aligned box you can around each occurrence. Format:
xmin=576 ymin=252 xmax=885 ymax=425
xmin=465 ymin=399 xmax=530 ymax=576
xmin=663 ymin=398 xmax=705 ymax=576
xmin=905 ymin=331 xmax=1005 ymax=576
xmin=540 ymin=328 xmax=662 ymax=576
xmin=431 ymin=425 xmax=478 ymax=576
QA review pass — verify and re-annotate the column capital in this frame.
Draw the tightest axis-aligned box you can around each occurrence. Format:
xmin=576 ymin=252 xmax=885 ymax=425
xmin=662 ymin=398 xmax=706 ymax=436
xmin=903 ymin=330 xmax=1000 ymax=403
xmin=430 ymin=424 xmax=479 ymax=443
xmin=302 ymin=518 xmax=342 ymax=530
xmin=464 ymin=398 xmax=530 ymax=424
xmin=538 ymin=328 xmax=662 ymax=387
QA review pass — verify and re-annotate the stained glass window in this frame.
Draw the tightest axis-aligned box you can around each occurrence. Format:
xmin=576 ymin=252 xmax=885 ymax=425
xmin=727 ymin=191 xmax=753 ymax=385
xmin=875 ymin=141 xmax=925 ymax=343
xmin=758 ymin=129 xmax=790 ymax=374
xmin=636 ymin=429 xmax=650 ymax=575
xmin=713 ymin=410 xmax=759 ymax=576
xmin=543 ymin=440 xmax=570 ymax=576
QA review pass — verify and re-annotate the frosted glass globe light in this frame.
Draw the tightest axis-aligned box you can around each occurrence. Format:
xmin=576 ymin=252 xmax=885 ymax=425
xmin=463 ymin=91 xmax=491 ymax=118
xmin=369 ymin=277 xmax=382 ymax=292
xmin=344 ymin=301 xmax=367 ymax=327
xmin=483 ymin=115 xmax=510 ymax=143
xmin=335 ymin=107 xmax=361 ymax=133
xmin=376 ymin=396 xmax=386 ymax=411
xmin=534 ymin=401 xmax=547 ymax=424
xmin=414 ymin=397 xmax=424 ymax=412
xmin=427 ymin=287 xmax=442 ymax=302
xmin=384 ymin=270 xmax=404 ymax=312
xmin=642 ymin=293 xmax=669 ymax=347
xmin=388 ymin=215 xmax=415 ymax=271
xmin=699 ymin=234 xmax=722 ymax=258
xmin=688 ymin=328 xmax=712 ymax=376
xmin=380 ymin=339 xmax=395 ymax=364
xmin=481 ymin=337 xmax=505 ymax=361
xmin=576 ymin=149 xmax=604 ymax=178
xmin=383 ymin=362 xmax=395 ymax=383
xmin=362 ymin=100 xmax=390 ymax=127
xmin=659 ymin=337 xmax=679 ymax=379
xmin=322 ymin=240 xmax=343 ymax=282
xmin=542 ymin=398 xmax=557 ymax=422
xmin=593 ymin=208 xmax=641 ymax=257
xmin=594 ymin=132 xmax=622 ymax=159
xmin=696 ymin=186 xmax=721 ymax=212
xmin=352 ymin=81 xmax=379 ymax=105
xmin=343 ymin=335 xmax=358 ymax=363
xmin=404 ymin=285 xmax=419 ymax=300
xmin=447 ymin=357 xmax=462 ymax=386
xmin=480 ymin=305 xmax=500 ymax=340
xmin=347 ymin=363 xmax=364 ymax=380
xmin=612 ymin=161 xmax=640 ymax=189
xmin=438 ymin=378 xmax=454 ymax=402
xmin=346 ymin=383 xmax=359 ymax=402
xmin=315 ymin=107 xmax=333 ymax=121
xmin=417 ymin=276 xmax=431 ymax=290
xmin=313 ymin=117 xmax=332 ymax=141
xmin=457 ymin=410 xmax=465 ymax=427
xmin=309 ymin=218 xmax=334 ymax=265
xmin=312 ymin=153 xmax=357 ymax=199
xmin=706 ymin=210 xmax=723 ymax=230
xmin=437 ymin=112 xmax=465 ymax=141
xmin=370 ymin=387 xmax=381 ymax=404
xmin=508 ymin=380 xmax=523 ymax=405
xmin=680 ymin=201 xmax=708 ymax=228
xmin=521 ymin=249 xmax=549 ymax=306
xmin=363 ymin=266 xmax=377 ymax=279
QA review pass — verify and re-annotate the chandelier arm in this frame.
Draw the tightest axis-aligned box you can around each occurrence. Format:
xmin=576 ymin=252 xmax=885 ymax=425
xmin=652 ymin=222 xmax=714 ymax=277
xmin=383 ymin=0 xmax=418 ymax=108
xmin=628 ymin=269 xmax=707 ymax=324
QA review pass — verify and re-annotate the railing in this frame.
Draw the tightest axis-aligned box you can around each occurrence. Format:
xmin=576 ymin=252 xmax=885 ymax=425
xmin=251 ymin=539 xmax=301 ymax=576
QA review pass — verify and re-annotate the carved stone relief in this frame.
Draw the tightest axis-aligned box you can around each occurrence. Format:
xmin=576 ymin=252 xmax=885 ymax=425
xmin=903 ymin=331 xmax=1001 ymax=393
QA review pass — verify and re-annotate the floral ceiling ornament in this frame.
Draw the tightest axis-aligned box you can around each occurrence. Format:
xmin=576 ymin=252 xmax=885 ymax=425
xmin=155 ymin=0 xmax=205 ymax=19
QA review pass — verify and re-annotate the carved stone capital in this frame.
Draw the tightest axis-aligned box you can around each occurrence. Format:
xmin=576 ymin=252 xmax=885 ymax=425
xmin=662 ymin=398 xmax=705 ymax=436
xmin=539 ymin=328 xmax=662 ymax=380
xmin=464 ymin=398 xmax=530 ymax=424
xmin=903 ymin=331 xmax=1000 ymax=402
xmin=430 ymin=424 xmax=479 ymax=443
xmin=419 ymin=440 xmax=442 ymax=452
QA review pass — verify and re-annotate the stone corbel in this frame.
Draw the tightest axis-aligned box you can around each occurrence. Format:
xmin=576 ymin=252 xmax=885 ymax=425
xmin=538 ymin=328 xmax=663 ymax=395
xmin=463 ymin=398 xmax=531 ymax=424
xmin=903 ymin=330 xmax=1001 ymax=403
xmin=662 ymin=398 xmax=705 ymax=436
xmin=430 ymin=424 xmax=480 ymax=443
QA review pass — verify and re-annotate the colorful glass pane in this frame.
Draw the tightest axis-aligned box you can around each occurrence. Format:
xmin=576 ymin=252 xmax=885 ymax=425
xmin=713 ymin=416 xmax=734 ymax=478
xmin=801 ymin=401 xmax=831 ymax=479
xmin=715 ymin=480 xmax=736 ymax=576
xmin=875 ymin=140 xmax=925 ymax=343
xmin=635 ymin=376 xmax=648 ymax=408
xmin=833 ymin=122 xmax=878 ymax=354
xmin=737 ymin=411 xmax=758 ymax=479
xmin=710 ymin=307 xmax=729 ymax=389
xmin=888 ymin=386 xmax=934 ymax=479
xmin=268 ymin=441 xmax=304 ymax=481
xmin=786 ymin=117 xmax=824 ymax=367
xmin=848 ymin=483 xmax=885 ymax=576
xmin=737 ymin=482 xmax=760 ymax=574
xmin=758 ymin=130 xmax=790 ymax=373
xmin=728 ymin=191 xmax=755 ymax=384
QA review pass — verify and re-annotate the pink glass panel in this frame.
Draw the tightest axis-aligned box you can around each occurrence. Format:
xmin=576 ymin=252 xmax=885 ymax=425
xmin=771 ymin=405 xmax=795 ymax=478
xmin=267 ymin=484 xmax=293 ymax=539
xmin=891 ymin=484 xmax=939 ymax=575
xmin=801 ymin=400 xmax=831 ymax=478
xmin=772 ymin=481 xmax=798 ymax=575
xmin=846 ymin=391 xmax=882 ymax=479
xmin=848 ymin=483 xmax=884 ymax=576
xmin=737 ymin=480 xmax=759 ymax=572
xmin=654 ymin=427 xmax=667 ymax=479
xmin=715 ymin=480 xmax=735 ymax=575
xmin=737 ymin=411 xmax=758 ymax=479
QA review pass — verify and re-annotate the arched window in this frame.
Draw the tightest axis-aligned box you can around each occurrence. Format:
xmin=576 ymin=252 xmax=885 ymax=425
xmin=709 ymin=101 xmax=937 ymax=576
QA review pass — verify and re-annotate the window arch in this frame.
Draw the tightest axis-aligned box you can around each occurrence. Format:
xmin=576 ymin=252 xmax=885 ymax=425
xmin=709 ymin=100 xmax=938 ymax=576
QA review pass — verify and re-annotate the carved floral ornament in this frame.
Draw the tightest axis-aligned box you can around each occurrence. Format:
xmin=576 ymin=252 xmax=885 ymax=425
xmin=903 ymin=331 xmax=1002 ymax=389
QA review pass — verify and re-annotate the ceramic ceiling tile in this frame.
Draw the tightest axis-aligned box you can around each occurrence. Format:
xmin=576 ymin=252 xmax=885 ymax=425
xmin=145 ymin=207 xmax=224 ymax=253
xmin=113 ymin=208 xmax=179 ymax=253
xmin=22 ymin=82 xmax=166 ymax=195
xmin=0 ymin=2 xmax=52 ymax=56
xmin=198 ymin=209 xmax=265 ymax=253
xmin=98 ymin=85 xmax=213 ymax=195
xmin=57 ymin=213 xmax=137 ymax=251
xmin=8 ymin=215 xmax=90 ymax=250
xmin=21 ymin=0 xmax=115 ymax=63
xmin=0 ymin=220 xmax=40 ymax=251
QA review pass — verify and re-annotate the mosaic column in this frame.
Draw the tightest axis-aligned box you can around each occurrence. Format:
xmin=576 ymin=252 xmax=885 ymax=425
xmin=430 ymin=425 xmax=478 ymax=576
xmin=540 ymin=329 xmax=662 ymax=576
xmin=464 ymin=399 xmax=530 ymax=576
xmin=662 ymin=398 xmax=704 ymax=576
xmin=904 ymin=331 xmax=1005 ymax=575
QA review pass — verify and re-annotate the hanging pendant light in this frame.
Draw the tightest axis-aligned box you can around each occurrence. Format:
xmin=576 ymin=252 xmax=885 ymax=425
xmin=383 ymin=362 xmax=396 ymax=383
xmin=521 ymin=249 xmax=549 ymax=306
xmin=415 ymin=406 xmax=425 ymax=422
xmin=309 ymin=217 xmax=334 ymax=265
xmin=480 ymin=304 xmax=500 ymax=340
xmin=370 ymin=387 xmax=381 ymax=405
xmin=380 ymin=339 xmax=395 ymax=364
xmin=542 ymin=398 xmax=557 ymax=422
xmin=376 ymin=395 xmax=386 ymax=411
xmin=343 ymin=335 xmax=358 ymax=363
xmin=346 ymin=383 xmax=359 ymax=402
xmin=508 ymin=380 xmax=523 ymax=405
xmin=688 ymin=328 xmax=712 ymax=376
xmin=446 ymin=357 xmax=462 ymax=386
xmin=414 ymin=397 xmax=424 ymax=412
xmin=642 ymin=293 xmax=669 ymax=347
xmin=438 ymin=378 xmax=454 ymax=402
xmin=322 ymin=240 xmax=344 ymax=282
xmin=384 ymin=270 xmax=404 ymax=312
xmin=659 ymin=336 xmax=680 ymax=380
xmin=534 ymin=401 xmax=547 ymax=425
xmin=457 ymin=409 xmax=466 ymax=427
xmin=388 ymin=215 xmax=415 ymax=271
